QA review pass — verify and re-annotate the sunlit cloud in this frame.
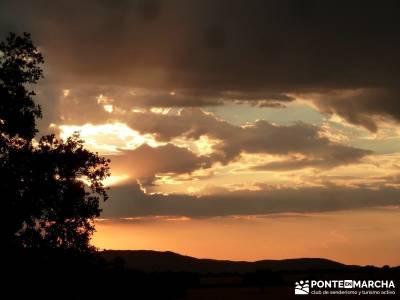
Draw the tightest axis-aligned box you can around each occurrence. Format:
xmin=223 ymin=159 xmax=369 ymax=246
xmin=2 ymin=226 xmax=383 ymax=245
xmin=150 ymin=107 xmax=172 ymax=115
xmin=103 ymin=104 xmax=113 ymax=113
xmin=171 ymin=135 xmax=222 ymax=156
xmin=62 ymin=89 xmax=70 ymax=97
xmin=96 ymin=93 xmax=112 ymax=104
xmin=58 ymin=122 xmax=162 ymax=154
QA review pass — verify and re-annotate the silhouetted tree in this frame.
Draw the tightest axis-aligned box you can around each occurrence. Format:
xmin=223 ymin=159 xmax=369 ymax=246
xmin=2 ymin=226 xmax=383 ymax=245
xmin=0 ymin=32 xmax=43 ymax=140
xmin=0 ymin=33 xmax=110 ymax=253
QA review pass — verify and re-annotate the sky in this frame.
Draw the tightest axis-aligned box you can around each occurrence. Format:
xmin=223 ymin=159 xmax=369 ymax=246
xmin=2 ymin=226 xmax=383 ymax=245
xmin=1 ymin=0 xmax=400 ymax=266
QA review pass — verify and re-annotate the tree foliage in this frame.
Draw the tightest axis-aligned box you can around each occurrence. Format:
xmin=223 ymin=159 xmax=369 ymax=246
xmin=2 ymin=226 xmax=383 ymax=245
xmin=0 ymin=33 xmax=110 ymax=253
xmin=0 ymin=32 xmax=43 ymax=140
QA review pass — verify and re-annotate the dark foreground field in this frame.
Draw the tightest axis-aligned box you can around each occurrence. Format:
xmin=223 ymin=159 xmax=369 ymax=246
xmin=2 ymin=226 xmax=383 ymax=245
xmin=102 ymin=250 xmax=400 ymax=299
xmin=4 ymin=249 xmax=399 ymax=299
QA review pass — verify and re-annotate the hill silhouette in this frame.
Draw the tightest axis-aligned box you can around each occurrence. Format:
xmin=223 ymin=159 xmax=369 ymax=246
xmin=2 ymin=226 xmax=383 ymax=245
xmin=101 ymin=250 xmax=354 ymax=273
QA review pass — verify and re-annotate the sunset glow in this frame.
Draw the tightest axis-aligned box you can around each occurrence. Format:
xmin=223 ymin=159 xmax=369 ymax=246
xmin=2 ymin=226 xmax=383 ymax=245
xmin=5 ymin=0 xmax=400 ymax=267
xmin=94 ymin=208 xmax=400 ymax=266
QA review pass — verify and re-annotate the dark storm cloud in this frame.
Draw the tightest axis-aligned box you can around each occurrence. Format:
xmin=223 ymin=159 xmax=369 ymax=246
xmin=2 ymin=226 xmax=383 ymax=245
xmin=1 ymin=0 xmax=400 ymax=128
xmin=101 ymin=182 xmax=400 ymax=218
xmin=126 ymin=108 xmax=371 ymax=167
xmin=37 ymin=84 xmax=294 ymax=123
xmin=310 ymin=88 xmax=400 ymax=132
xmin=127 ymin=108 xmax=236 ymax=142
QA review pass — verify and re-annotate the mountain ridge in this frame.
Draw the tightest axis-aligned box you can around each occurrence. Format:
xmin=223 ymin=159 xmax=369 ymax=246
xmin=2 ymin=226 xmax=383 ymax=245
xmin=100 ymin=250 xmax=357 ymax=273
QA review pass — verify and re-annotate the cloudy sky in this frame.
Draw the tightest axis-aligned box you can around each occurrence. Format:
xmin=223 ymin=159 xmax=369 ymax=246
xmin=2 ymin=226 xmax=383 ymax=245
xmin=2 ymin=0 xmax=400 ymax=265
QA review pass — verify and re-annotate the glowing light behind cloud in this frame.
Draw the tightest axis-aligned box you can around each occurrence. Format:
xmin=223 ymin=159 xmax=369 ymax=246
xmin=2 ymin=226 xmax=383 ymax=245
xmin=102 ymin=174 xmax=130 ymax=187
xmin=58 ymin=122 xmax=161 ymax=154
